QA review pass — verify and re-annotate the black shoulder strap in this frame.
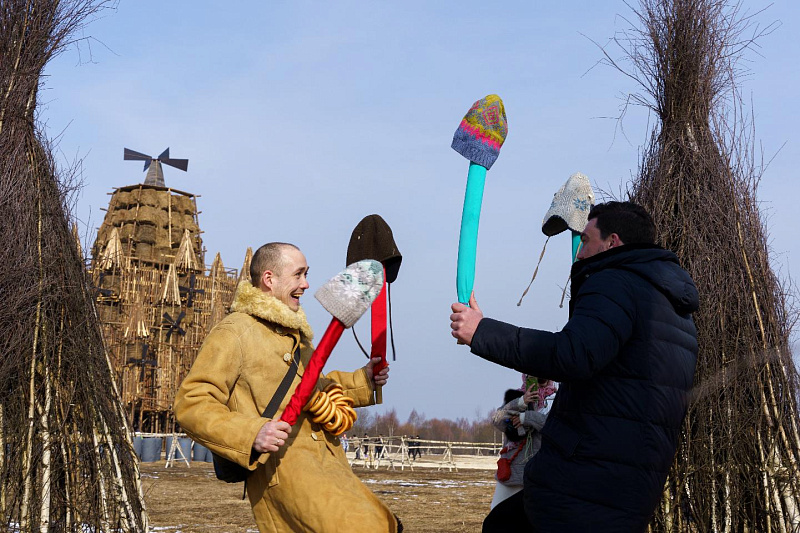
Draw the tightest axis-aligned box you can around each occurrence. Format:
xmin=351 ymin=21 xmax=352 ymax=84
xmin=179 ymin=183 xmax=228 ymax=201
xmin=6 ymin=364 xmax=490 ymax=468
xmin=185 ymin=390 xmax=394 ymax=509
xmin=261 ymin=344 xmax=302 ymax=419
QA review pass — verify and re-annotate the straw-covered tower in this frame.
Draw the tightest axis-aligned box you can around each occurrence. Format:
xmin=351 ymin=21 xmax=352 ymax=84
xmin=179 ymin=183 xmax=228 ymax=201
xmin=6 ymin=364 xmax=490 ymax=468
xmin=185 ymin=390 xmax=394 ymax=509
xmin=89 ymin=156 xmax=241 ymax=433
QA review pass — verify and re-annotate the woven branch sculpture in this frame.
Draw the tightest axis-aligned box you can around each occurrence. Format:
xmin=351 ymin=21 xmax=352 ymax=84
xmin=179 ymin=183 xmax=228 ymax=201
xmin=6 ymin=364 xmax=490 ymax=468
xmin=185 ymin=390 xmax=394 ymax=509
xmin=88 ymin=187 xmax=240 ymax=434
xmin=0 ymin=1 xmax=147 ymax=531
xmin=608 ymin=0 xmax=800 ymax=530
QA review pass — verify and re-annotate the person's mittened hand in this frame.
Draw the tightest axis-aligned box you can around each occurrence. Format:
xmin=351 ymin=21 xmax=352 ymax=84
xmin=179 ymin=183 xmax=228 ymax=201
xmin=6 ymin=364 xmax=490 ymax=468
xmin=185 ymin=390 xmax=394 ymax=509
xmin=365 ymin=356 xmax=389 ymax=387
xmin=253 ymin=419 xmax=292 ymax=453
xmin=450 ymin=292 xmax=483 ymax=345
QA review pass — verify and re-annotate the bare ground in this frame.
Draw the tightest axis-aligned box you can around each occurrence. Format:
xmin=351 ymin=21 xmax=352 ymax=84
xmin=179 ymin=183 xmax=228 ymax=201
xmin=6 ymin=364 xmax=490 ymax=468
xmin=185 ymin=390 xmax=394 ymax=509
xmin=140 ymin=456 xmax=496 ymax=532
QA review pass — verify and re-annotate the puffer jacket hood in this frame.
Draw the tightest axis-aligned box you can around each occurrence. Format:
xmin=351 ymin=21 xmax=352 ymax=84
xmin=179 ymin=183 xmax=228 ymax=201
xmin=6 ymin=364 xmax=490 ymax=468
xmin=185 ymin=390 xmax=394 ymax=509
xmin=571 ymin=244 xmax=699 ymax=315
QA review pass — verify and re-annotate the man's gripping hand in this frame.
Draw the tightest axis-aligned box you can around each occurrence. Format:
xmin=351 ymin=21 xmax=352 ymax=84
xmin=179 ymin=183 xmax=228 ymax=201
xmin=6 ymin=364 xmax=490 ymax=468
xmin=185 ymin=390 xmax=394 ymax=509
xmin=365 ymin=356 xmax=389 ymax=387
xmin=253 ymin=419 xmax=292 ymax=453
xmin=450 ymin=292 xmax=483 ymax=346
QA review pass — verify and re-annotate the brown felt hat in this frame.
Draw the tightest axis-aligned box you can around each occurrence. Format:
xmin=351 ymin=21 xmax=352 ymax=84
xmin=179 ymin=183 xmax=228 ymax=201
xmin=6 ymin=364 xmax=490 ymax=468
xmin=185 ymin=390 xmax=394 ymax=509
xmin=346 ymin=214 xmax=402 ymax=283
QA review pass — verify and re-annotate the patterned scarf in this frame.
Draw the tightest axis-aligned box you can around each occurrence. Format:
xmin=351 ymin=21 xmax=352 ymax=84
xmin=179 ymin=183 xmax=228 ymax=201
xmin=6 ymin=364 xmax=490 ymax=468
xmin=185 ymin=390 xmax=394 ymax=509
xmin=535 ymin=380 xmax=557 ymax=410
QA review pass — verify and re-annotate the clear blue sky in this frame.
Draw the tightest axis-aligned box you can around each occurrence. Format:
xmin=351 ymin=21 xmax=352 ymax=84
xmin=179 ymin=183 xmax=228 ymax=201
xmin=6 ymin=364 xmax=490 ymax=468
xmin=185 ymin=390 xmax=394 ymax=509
xmin=42 ymin=1 xmax=800 ymax=423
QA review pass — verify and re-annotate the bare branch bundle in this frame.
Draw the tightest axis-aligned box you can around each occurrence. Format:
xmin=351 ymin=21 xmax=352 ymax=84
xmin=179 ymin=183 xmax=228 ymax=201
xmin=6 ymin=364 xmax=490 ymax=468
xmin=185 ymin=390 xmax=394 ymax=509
xmin=0 ymin=1 xmax=147 ymax=531
xmin=610 ymin=0 xmax=800 ymax=530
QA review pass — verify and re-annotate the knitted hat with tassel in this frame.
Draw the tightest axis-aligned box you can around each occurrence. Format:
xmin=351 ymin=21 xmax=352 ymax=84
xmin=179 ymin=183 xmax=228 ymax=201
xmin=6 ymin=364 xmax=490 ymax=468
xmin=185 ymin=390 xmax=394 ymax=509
xmin=541 ymin=172 xmax=594 ymax=236
xmin=517 ymin=173 xmax=595 ymax=306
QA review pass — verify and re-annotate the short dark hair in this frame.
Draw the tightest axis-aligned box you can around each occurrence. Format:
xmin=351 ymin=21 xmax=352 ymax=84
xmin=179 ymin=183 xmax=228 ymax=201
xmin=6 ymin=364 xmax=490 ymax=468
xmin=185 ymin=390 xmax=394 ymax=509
xmin=503 ymin=388 xmax=524 ymax=405
xmin=588 ymin=201 xmax=655 ymax=245
xmin=250 ymin=242 xmax=299 ymax=288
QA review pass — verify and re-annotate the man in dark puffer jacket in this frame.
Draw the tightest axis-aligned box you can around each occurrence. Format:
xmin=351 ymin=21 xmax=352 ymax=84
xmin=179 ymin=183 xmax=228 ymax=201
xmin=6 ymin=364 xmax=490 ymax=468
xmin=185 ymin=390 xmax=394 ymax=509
xmin=451 ymin=202 xmax=699 ymax=532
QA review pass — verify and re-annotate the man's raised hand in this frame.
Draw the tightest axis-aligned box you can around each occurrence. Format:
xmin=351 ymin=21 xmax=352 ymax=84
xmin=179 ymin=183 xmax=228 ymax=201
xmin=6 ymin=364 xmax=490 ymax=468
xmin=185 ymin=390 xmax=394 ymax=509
xmin=450 ymin=292 xmax=483 ymax=346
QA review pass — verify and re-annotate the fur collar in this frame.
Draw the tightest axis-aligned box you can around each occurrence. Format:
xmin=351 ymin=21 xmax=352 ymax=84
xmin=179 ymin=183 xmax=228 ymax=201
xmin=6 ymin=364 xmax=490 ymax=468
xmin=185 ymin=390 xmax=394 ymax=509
xmin=230 ymin=281 xmax=314 ymax=340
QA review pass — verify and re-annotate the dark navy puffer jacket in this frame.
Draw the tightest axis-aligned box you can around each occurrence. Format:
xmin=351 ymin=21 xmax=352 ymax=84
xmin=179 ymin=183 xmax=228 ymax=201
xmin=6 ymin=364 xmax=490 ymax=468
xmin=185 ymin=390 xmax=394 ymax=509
xmin=471 ymin=244 xmax=698 ymax=533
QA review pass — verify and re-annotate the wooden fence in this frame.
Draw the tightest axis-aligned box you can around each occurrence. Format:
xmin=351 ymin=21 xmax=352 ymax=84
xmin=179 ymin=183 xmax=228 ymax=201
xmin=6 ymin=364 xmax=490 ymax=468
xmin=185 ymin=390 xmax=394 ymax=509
xmin=134 ymin=433 xmax=501 ymax=472
xmin=345 ymin=436 xmax=501 ymax=472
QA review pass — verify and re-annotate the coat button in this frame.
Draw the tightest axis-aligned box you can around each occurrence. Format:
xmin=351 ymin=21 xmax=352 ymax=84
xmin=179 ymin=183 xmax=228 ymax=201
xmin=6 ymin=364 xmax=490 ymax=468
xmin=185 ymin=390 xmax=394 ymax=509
xmin=283 ymin=353 xmax=291 ymax=362
xmin=311 ymin=433 xmax=319 ymax=441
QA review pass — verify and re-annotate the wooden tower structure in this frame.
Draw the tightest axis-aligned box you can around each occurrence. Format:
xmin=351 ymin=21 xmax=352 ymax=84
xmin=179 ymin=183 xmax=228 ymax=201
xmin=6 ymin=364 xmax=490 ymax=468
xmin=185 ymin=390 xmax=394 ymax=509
xmin=89 ymin=155 xmax=239 ymax=433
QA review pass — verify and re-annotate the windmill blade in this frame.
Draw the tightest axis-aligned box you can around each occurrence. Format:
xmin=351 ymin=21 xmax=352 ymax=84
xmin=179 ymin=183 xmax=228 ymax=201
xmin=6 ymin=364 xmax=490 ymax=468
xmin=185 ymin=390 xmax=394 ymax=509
xmin=124 ymin=148 xmax=152 ymax=161
xmin=156 ymin=147 xmax=188 ymax=172
xmin=124 ymin=148 xmax=153 ymax=171
xmin=163 ymin=311 xmax=187 ymax=341
xmin=174 ymin=310 xmax=186 ymax=336
xmin=127 ymin=146 xmax=189 ymax=182
xmin=163 ymin=310 xmax=187 ymax=328
xmin=162 ymin=158 xmax=189 ymax=172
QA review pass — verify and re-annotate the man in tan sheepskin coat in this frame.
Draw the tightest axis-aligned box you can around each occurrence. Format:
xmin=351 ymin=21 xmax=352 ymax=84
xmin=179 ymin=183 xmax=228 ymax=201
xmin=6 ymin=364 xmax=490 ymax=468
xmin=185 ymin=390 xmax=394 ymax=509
xmin=175 ymin=242 xmax=400 ymax=532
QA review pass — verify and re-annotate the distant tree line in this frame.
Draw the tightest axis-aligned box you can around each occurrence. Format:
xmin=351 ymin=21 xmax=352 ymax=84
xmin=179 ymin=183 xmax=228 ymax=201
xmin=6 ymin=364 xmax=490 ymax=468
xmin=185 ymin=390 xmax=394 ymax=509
xmin=350 ymin=408 xmax=499 ymax=444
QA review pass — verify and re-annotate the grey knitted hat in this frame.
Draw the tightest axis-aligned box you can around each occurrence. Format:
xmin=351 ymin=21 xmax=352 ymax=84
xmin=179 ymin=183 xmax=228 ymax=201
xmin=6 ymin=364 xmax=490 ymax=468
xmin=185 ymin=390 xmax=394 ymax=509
xmin=542 ymin=172 xmax=595 ymax=236
xmin=314 ymin=260 xmax=384 ymax=328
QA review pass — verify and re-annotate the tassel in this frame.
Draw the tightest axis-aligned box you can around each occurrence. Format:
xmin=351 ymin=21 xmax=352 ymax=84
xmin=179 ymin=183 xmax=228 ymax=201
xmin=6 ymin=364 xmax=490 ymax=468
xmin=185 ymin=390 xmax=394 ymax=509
xmin=517 ymin=237 xmax=549 ymax=306
xmin=351 ymin=328 xmax=369 ymax=358
xmin=388 ymin=283 xmax=397 ymax=361
xmin=558 ymin=272 xmax=571 ymax=308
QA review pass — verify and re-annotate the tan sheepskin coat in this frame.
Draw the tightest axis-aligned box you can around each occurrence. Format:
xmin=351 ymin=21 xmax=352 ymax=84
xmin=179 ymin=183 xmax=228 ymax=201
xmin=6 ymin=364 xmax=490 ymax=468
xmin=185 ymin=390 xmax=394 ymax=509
xmin=174 ymin=281 xmax=397 ymax=533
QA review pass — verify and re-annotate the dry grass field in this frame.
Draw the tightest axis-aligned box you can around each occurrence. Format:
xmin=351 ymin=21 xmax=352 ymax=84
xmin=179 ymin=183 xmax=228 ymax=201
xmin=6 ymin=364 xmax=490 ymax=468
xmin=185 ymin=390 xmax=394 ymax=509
xmin=140 ymin=456 xmax=497 ymax=532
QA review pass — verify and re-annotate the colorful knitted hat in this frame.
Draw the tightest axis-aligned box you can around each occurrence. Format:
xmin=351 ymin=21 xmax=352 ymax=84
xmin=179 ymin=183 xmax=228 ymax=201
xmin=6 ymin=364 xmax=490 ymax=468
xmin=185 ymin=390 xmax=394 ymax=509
xmin=542 ymin=172 xmax=595 ymax=236
xmin=346 ymin=214 xmax=402 ymax=284
xmin=314 ymin=260 xmax=384 ymax=328
xmin=451 ymin=94 xmax=508 ymax=170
